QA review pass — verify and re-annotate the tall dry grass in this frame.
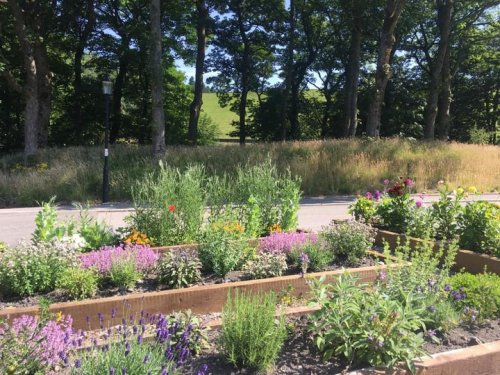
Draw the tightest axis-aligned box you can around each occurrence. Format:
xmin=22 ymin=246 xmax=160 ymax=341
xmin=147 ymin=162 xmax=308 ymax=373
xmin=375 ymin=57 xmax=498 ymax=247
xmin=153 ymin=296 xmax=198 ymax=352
xmin=0 ymin=139 xmax=498 ymax=206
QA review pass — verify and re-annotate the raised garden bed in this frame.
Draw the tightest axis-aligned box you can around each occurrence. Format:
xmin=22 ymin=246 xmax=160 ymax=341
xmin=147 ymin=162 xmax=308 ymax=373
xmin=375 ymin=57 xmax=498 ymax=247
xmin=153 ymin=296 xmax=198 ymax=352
xmin=183 ymin=306 xmax=500 ymax=375
xmin=375 ymin=229 xmax=500 ymax=275
xmin=0 ymin=251 xmax=391 ymax=330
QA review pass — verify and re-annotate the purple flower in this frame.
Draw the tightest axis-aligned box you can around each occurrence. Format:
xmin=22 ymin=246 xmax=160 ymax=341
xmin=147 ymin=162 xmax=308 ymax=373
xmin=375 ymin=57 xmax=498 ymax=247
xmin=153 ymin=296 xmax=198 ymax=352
xmin=377 ymin=340 xmax=384 ymax=348
xmin=137 ymin=335 xmax=143 ymax=344
xmin=197 ymin=364 xmax=209 ymax=375
xmin=365 ymin=191 xmax=374 ymax=200
xmin=143 ymin=354 xmax=150 ymax=363
xmin=374 ymin=190 xmax=382 ymax=201
xmin=383 ymin=179 xmax=390 ymax=186
xmin=259 ymin=232 xmax=317 ymax=255
xmin=415 ymin=197 xmax=423 ymax=208
xmin=80 ymin=244 xmax=159 ymax=275
xmin=426 ymin=329 xmax=436 ymax=337
xmin=444 ymin=284 xmax=451 ymax=292
xmin=75 ymin=359 xmax=81 ymax=368
xmin=377 ymin=271 xmax=387 ymax=281
xmin=110 ymin=368 xmax=115 ymax=375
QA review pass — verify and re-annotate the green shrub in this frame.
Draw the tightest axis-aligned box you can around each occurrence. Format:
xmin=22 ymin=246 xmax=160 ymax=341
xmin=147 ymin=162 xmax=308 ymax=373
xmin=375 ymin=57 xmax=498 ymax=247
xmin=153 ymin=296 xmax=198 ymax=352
xmin=57 ymin=267 xmax=99 ymax=300
xmin=243 ymin=252 xmax=288 ymax=279
xmin=289 ymin=241 xmax=333 ymax=272
xmin=220 ymin=291 xmax=287 ymax=370
xmin=448 ymin=272 xmax=500 ymax=320
xmin=407 ymin=207 xmax=437 ymax=240
xmin=77 ymin=208 xmax=117 ymax=251
xmin=0 ymin=242 xmax=75 ymax=297
xmin=348 ymin=196 xmax=377 ymax=223
xmin=377 ymin=194 xmax=415 ymax=234
xmin=309 ymin=273 xmax=427 ymax=372
xmin=198 ymin=226 xmax=250 ymax=279
xmin=459 ymin=201 xmax=500 ymax=256
xmin=157 ymin=250 xmax=202 ymax=289
xmin=32 ymin=198 xmax=75 ymax=244
xmin=431 ymin=186 xmax=465 ymax=240
xmin=108 ymin=258 xmax=141 ymax=289
xmin=321 ymin=220 xmax=376 ymax=264
xmin=130 ymin=163 xmax=206 ymax=246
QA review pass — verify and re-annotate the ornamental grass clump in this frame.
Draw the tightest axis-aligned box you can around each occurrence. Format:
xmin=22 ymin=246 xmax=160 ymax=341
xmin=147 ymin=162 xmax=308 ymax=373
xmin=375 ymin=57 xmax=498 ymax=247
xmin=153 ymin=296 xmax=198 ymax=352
xmin=258 ymin=231 xmax=317 ymax=255
xmin=220 ymin=291 xmax=287 ymax=371
xmin=0 ymin=314 xmax=73 ymax=374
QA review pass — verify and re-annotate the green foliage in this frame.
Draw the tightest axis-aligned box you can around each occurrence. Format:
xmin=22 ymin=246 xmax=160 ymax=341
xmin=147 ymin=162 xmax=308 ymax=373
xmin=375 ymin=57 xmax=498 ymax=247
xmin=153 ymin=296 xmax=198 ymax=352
xmin=448 ymin=272 xmax=500 ymax=320
xmin=220 ymin=291 xmax=287 ymax=370
xmin=0 ymin=242 xmax=75 ymax=297
xmin=309 ymin=273 xmax=427 ymax=372
xmin=198 ymin=225 xmax=250 ymax=279
xmin=320 ymin=220 xmax=376 ymax=264
xmin=432 ymin=187 xmax=465 ymax=240
xmin=57 ymin=267 xmax=99 ymax=300
xmin=0 ymin=241 xmax=6 ymax=253
xmin=407 ymin=207 xmax=437 ymax=240
xmin=108 ymin=258 xmax=141 ymax=289
xmin=377 ymin=193 xmax=415 ymax=234
xmin=243 ymin=252 xmax=288 ymax=279
xmin=289 ymin=241 xmax=333 ymax=272
xmin=77 ymin=207 xmax=117 ymax=251
xmin=157 ymin=250 xmax=202 ymax=289
xmin=348 ymin=196 xmax=377 ymax=223
xmin=131 ymin=163 xmax=206 ymax=246
xmin=32 ymin=198 xmax=75 ymax=244
xmin=459 ymin=201 xmax=500 ymax=256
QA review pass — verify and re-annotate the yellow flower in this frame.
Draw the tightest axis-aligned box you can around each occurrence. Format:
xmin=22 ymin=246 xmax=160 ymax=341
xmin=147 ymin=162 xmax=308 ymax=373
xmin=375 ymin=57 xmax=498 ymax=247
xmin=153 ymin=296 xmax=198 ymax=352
xmin=268 ymin=223 xmax=282 ymax=234
xmin=456 ymin=187 xmax=464 ymax=196
xmin=55 ymin=311 xmax=63 ymax=323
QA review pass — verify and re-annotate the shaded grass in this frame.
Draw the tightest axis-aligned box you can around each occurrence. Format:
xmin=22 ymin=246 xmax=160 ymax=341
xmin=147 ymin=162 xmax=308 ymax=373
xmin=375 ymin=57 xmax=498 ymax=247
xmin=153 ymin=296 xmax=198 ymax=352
xmin=0 ymin=139 xmax=498 ymax=207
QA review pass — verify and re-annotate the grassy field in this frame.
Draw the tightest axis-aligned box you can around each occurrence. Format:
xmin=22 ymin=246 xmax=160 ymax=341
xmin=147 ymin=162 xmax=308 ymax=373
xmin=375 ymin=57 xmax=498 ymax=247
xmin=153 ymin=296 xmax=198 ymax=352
xmin=0 ymin=139 xmax=498 ymax=207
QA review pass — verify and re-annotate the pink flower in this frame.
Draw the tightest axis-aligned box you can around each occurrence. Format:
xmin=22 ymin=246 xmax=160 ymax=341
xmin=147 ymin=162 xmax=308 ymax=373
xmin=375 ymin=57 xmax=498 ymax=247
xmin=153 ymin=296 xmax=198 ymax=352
xmin=415 ymin=197 xmax=423 ymax=208
xmin=404 ymin=178 xmax=414 ymax=188
xmin=383 ymin=179 xmax=390 ymax=185
xmin=365 ymin=192 xmax=373 ymax=200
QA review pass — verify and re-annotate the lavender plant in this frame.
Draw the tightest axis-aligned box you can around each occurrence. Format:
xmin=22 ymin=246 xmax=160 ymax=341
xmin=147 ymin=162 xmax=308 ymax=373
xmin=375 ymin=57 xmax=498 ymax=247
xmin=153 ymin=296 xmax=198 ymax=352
xmin=258 ymin=232 xmax=317 ymax=255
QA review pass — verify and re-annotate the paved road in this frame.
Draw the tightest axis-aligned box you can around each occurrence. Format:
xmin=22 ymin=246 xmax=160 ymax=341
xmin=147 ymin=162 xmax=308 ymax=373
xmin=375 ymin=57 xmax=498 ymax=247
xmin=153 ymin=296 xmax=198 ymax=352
xmin=1 ymin=193 xmax=498 ymax=246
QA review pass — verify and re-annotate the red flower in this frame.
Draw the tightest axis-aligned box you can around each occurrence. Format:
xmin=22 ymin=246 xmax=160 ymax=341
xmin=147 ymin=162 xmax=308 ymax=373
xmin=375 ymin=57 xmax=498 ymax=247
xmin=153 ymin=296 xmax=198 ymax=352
xmin=168 ymin=204 xmax=176 ymax=212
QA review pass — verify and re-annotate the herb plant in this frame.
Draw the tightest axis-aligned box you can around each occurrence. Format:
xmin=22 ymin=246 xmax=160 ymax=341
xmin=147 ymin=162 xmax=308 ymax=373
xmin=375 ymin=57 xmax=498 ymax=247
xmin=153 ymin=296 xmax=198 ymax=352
xmin=157 ymin=250 xmax=202 ymax=289
xmin=57 ymin=267 xmax=99 ymax=300
xmin=243 ymin=252 xmax=288 ymax=279
xmin=220 ymin=291 xmax=287 ymax=370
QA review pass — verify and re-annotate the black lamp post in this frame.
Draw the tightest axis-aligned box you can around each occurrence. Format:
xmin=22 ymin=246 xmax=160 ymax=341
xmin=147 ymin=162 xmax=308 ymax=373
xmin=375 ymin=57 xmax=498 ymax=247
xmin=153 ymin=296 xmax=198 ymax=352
xmin=102 ymin=77 xmax=113 ymax=203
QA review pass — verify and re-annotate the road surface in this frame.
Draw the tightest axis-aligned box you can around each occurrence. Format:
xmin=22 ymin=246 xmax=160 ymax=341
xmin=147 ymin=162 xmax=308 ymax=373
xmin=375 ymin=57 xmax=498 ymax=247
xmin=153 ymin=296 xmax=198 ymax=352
xmin=1 ymin=193 xmax=498 ymax=246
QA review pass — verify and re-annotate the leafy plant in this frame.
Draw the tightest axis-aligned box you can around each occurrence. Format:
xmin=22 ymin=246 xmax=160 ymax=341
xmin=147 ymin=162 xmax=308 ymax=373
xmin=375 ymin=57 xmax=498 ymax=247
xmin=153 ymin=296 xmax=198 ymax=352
xmin=448 ymin=272 xmax=500 ymax=320
xmin=0 ymin=242 xmax=76 ymax=297
xmin=376 ymin=179 xmax=415 ymax=233
xmin=309 ymin=273 xmax=427 ymax=372
xmin=243 ymin=252 xmax=288 ymax=279
xmin=407 ymin=206 xmax=437 ymax=240
xmin=348 ymin=195 xmax=377 ymax=223
xmin=32 ymin=198 xmax=75 ymax=244
xmin=157 ymin=250 xmax=202 ymax=289
xmin=431 ymin=186 xmax=465 ymax=240
xmin=289 ymin=241 xmax=333 ymax=272
xmin=131 ymin=164 xmax=206 ymax=246
xmin=77 ymin=206 xmax=117 ymax=251
xmin=321 ymin=220 xmax=376 ymax=264
xmin=108 ymin=258 xmax=141 ymax=289
xmin=57 ymin=267 xmax=99 ymax=300
xmin=198 ymin=226 xmax=249 ymax=279
xmin=459 ymin=201 xmax=500 ymax=256
xmin=220 ymin=290 xmax=287 ymax=370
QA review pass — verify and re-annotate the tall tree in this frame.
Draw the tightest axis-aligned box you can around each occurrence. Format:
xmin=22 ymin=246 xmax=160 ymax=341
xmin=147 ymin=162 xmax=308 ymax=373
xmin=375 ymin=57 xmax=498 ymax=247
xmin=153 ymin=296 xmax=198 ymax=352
xmin=423 ymin=0 xmax=453 ymax=139
xmin=188 ymin=0 xmax=209 ymax=145
xmin=150 ymin=0 xmax=166 ymax=157
xmin=366 ymin=0 xmax=406 ymax=137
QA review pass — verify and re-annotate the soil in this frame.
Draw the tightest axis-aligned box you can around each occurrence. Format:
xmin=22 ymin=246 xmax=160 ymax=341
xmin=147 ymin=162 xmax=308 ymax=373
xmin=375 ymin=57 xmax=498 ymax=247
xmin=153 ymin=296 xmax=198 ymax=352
xmin=0 ymin=255 xmax=382 ymax=310
xmin=183 ymin=316 xmax=500 ymax=375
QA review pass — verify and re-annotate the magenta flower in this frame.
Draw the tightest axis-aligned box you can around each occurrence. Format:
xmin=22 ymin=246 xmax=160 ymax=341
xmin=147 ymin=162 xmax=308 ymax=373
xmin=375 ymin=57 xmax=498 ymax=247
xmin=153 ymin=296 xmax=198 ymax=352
xmin=383 ymin=179 xmax=390 ymax=185
xmin=80 ymin=244 xmax=159 ymax=275
xmin=374 ymin=190 xmax=382 ymax=201
xmin=259 ymin=232 xmax=317 ymax=255
xmin=365 ymin=191 xmax=374 ymax=200
xmin=415 ymin=197 xmax=423 ymax=208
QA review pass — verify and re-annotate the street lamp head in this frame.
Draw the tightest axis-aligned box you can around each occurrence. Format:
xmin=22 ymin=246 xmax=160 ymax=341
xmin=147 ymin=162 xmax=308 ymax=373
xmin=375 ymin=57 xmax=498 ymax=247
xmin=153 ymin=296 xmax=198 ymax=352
xmin=102 ymin=77 xmax=113 ymax=95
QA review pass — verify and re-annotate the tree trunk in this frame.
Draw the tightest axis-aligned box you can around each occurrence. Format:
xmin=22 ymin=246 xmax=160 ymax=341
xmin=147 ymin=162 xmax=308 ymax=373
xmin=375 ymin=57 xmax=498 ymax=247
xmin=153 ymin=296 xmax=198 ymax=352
xmin=150 ymin=0 xmax=166 ymax=158
xmin=110 ymin=38 xmax=130 ymax=143
xmin=366 ymin=0 xmax=406 ymax=137
xmin=35 ymin=41 xmax=51 ymax=148
xmin=424 ymin=0 xmax=454 ymax=140
xmin=73 ymin=0 xmax=96 ymax=135
xmin=188 ymin=0 xmax=208 ymax=145
xmin=342 ymin=26 xmax=362 ymax=138
xmin=236 ymin=4 xmax=250 ymax=145
xmin=280 ymin=0 xmax=295 ymax=141
xmin=436 ymin=45 xmax=451 ymax=140
xmin=7 ymin=0 xmax=39 ymax=159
